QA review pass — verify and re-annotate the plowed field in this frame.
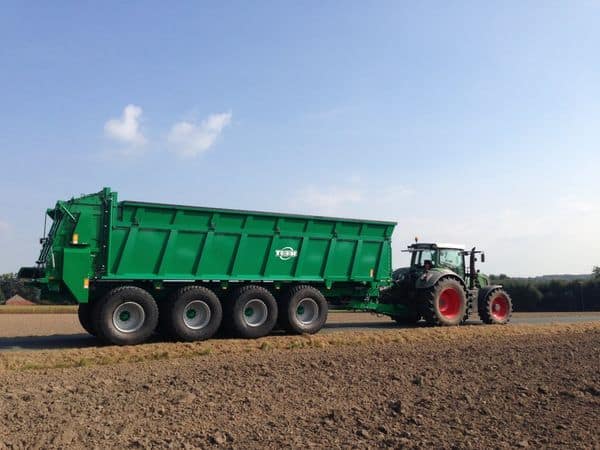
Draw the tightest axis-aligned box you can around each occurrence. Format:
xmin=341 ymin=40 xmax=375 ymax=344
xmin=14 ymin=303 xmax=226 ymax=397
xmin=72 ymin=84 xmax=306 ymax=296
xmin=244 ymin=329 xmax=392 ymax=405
xmin=0 ymin=323 xmax=598 ymax=449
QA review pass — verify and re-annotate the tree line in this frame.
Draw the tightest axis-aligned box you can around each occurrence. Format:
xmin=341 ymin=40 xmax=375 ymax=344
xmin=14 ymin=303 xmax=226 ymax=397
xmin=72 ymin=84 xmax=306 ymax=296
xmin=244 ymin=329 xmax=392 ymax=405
xmin=0 ymin=273 xmax=40 ymax=304
xmin=490 ymin=267 xmax=600 ymax=312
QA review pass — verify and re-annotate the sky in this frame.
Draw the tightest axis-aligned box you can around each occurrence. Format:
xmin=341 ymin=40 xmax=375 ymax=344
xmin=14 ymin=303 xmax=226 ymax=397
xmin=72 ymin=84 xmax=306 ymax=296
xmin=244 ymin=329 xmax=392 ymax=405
xmin=1 ymin=1 xmax=599 ymax=276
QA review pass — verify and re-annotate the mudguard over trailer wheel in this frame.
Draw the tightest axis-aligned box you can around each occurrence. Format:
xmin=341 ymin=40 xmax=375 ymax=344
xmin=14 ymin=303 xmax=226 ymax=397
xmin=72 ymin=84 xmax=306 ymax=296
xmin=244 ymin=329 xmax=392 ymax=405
xmin=77 ymin=303 xmax=96 ymax=336
xmin=479 ymin=289 xmax=513 ymax=325
xmin=422 ymin=278 xmax=467 ymax=326
xmin=279 ymin=285 xmax=328 ymax=334
xmin=224 ymin=285 xmax=278 ymax=339
xmin=163 ymin=286 xmax=223 ymax=341
xmin=92 ymin=286 xmax=159 ymax=346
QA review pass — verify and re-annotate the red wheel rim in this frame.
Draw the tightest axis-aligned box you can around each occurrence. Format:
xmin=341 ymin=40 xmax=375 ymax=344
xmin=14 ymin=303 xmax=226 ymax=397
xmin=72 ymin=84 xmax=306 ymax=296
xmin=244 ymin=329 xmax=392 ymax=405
xmin=438 ymin=288 xmax=461 ymax=319
xmin=490 ymin=294 xmax=509 ymax=321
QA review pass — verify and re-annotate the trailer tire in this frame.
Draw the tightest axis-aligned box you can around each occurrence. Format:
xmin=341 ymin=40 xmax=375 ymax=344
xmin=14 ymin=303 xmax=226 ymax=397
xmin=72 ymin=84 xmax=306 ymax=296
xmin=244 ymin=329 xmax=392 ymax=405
xmin=93 ymin=286 xmax=159 ymax=346
xmin=224 ymin=285 xmax=278 ymax=339
xmin=77 ymin=303 xmax=96 ymax=336
xmin=422 ymin=278 xmax=467 ymax=326
xmin=479 ymin=288 xmax=512 ymax=325
xmin=279 ymin=285 xmax=328 ymax=334
xmin=164 ymin=286 xmax=222 ymax=341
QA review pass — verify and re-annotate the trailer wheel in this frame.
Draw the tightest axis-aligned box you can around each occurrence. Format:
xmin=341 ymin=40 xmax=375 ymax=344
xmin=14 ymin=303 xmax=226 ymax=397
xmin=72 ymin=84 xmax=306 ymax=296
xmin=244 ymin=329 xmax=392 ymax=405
xmin=93 ymin=286 xmax=159 ymax=345
xmin=164 ymin=286 xmax=222 ymax=341
xmin=479 ymin=289 xmax=512 ymax=325
xmin=422 ymin=278 xmax=467 ymax=326
xmin=225 ymin=285 xmax=278 ymax=339
xmin=77 ymin=303 xmax=96 ymax=336
xmin=279 ymin=285 xmax=328 ymax=334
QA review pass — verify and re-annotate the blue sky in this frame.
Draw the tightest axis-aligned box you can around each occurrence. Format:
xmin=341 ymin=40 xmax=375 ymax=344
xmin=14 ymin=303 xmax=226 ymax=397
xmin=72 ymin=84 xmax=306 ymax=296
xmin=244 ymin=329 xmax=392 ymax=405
xmin=1 ymin=1 xmax=599 ymax=276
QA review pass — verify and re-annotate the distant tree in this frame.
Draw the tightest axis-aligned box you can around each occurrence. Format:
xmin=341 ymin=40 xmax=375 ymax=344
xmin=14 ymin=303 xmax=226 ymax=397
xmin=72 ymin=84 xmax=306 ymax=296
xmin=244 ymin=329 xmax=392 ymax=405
xmin=489 ymin=274 xmax=509 ymax=283
xmin=593 ymin=266 xmax=600 ymax=279
xmin=502 ymin=282 xmax=543 ymax=312
xmin=0 ymin=285 xmax=5 ymax=304
xmin=0 ymin=273 xmax=39 ymax=302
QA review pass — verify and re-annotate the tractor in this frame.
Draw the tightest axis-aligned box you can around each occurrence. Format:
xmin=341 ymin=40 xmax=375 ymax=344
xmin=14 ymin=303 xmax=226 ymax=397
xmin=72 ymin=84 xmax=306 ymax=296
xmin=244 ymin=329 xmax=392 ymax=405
xmin=350 ymin=242 xmax=513 ymax=326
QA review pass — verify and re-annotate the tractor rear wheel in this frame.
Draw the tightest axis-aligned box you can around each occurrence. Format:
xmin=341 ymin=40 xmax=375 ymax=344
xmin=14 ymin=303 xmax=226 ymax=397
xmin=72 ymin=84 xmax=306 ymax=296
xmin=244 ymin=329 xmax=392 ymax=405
xmin=479 ymin=289 xmax=512 ymax=324
xmin=224 ymin=285 xmax=278 ymax=338
xmin=422 ymin=278 xmax=467 ymax=326
xmin=278 ymin=285 xmax=328 ymax=334
xmin=77 ymin=303 xmax=96 ymax=336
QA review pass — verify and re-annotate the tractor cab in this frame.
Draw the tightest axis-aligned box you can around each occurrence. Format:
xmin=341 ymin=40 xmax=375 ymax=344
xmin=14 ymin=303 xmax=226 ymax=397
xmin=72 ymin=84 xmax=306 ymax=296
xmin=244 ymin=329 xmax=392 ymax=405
xmin=405 ymin=243 xmax=466 ymax=278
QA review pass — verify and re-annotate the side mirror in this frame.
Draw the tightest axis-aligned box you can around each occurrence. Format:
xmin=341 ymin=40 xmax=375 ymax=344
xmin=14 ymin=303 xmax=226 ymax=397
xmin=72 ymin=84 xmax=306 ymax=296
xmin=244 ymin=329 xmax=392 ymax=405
xmin=481 ymin=253 xmax=485 ymax=263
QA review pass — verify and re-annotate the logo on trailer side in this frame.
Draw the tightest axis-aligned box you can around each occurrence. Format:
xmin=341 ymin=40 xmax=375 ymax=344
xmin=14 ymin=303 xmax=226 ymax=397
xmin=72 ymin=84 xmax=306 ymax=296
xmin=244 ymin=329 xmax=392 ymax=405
xmin=275 ymin=247 xmax=297 ymax=261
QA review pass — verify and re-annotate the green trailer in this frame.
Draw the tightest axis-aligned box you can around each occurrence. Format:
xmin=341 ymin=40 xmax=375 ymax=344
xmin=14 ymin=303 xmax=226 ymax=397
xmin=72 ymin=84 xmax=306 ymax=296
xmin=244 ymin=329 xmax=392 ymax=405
xmin=19 ymin=188 xmax=396 ymax=345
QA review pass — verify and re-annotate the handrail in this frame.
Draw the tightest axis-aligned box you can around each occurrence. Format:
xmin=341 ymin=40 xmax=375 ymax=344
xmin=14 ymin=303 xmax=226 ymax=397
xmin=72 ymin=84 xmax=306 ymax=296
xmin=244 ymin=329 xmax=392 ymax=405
xmin=57 ymin=201 xmax=76 ymax=222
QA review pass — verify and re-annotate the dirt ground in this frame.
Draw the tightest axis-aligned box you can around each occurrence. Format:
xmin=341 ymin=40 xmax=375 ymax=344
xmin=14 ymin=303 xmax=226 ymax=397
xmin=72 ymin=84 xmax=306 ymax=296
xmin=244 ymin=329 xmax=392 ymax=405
xmin=0 ymin=324 xmax=598 ymax=449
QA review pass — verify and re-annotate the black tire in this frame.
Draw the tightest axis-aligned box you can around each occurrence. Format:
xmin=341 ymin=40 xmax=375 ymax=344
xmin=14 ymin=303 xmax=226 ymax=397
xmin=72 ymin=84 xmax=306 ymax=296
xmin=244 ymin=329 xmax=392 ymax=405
xmin=224 ymin=285 xmax=278 ymax=339
xmin=422 ymin=278 xmax=467 ymax=326
xmin=479 ymin=288 xmax=513 ymax=325
xmin=278 ymin=285 xmax=328 ymax=334
xmin=92 ymin=286 xmax=159 ymax=346
xmin=77 ymin=303 xmax=96 ymax=336
xmin=163 ymin=286 xmax=222 ymax=341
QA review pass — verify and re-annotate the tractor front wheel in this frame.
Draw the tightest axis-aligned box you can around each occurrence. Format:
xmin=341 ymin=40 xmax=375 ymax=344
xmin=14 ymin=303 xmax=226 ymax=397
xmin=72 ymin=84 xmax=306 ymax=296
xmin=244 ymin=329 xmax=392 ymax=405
xmin=422 ymin=278 xmax=467 ymax=326
xmin=479 ymin=289 xmax=513 ymax=324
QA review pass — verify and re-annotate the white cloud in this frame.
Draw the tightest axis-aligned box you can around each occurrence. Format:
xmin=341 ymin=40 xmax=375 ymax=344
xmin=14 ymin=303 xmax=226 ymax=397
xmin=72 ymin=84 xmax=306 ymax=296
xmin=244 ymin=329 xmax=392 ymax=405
xmin=104 ymin=104 xmax=146 ymax=146
xmin=168 ymin=112 xmax=232 ymax=158
xmin=299 ymin=186 xmax=363 ymax=213
xmin=294 ymin=182 xmax=413 ymax=217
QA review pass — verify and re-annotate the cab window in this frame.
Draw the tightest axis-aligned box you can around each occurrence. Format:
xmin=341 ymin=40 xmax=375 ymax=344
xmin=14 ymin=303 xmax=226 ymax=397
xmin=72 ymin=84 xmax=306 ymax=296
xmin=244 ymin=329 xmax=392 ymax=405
xmin=412 ymin=249 xmax=437 ymax=268
xmin=439 ymin=249 xmax=464 ymax=275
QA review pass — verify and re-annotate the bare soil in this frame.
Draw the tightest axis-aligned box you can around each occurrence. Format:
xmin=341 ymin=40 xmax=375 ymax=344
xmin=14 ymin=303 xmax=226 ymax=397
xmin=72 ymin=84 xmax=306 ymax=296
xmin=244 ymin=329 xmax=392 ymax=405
xmin=0 ymin=323 xmax=598 ymax=449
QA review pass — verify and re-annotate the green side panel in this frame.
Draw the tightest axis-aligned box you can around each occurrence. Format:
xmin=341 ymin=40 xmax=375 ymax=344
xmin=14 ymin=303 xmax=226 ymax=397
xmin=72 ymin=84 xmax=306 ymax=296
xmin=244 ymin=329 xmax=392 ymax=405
xmin=105 ymin=196 xmax=397 ymax=284
xmin=301 ymin=238 xmax=329 ymax=277
xmin=22 ymin=188 xmax=397 ymax=301
xmin=62 ymin=247 xmax=91 ymax=302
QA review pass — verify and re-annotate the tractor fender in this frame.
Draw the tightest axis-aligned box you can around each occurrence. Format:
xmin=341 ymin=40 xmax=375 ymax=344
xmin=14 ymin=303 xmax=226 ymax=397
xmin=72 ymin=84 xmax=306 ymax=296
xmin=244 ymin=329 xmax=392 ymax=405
xmin=415 ymin=269 xmax=467 ymax=292
xmin=477 ymin=285 xmax=503 ymax=304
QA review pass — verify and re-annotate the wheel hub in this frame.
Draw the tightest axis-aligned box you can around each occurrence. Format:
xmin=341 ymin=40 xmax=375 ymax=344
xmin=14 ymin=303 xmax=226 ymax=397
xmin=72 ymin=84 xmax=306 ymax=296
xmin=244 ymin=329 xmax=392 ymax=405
xmin=295 ymin=298 xmax=319 ymax=325
xmin=183 ymin=300 xmax=211 ymax=330
xmin=490 ymin=295 xmax=509 ymax=321
xmin=438 ymin=288 xmax=461 ymax=319
xmin=242 ymin=299 xmax=268 ymax=327
xmin=113 ymin=302 xmax=146 ymax=334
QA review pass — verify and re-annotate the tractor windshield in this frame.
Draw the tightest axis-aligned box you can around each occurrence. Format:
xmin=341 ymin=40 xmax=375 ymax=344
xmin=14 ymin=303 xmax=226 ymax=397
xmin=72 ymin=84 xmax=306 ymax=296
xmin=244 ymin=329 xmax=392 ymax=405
xmin=411 ymin=249 xmax=437 ymax=269
xmin=439 ymin=249 xmax=465 ymax=276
